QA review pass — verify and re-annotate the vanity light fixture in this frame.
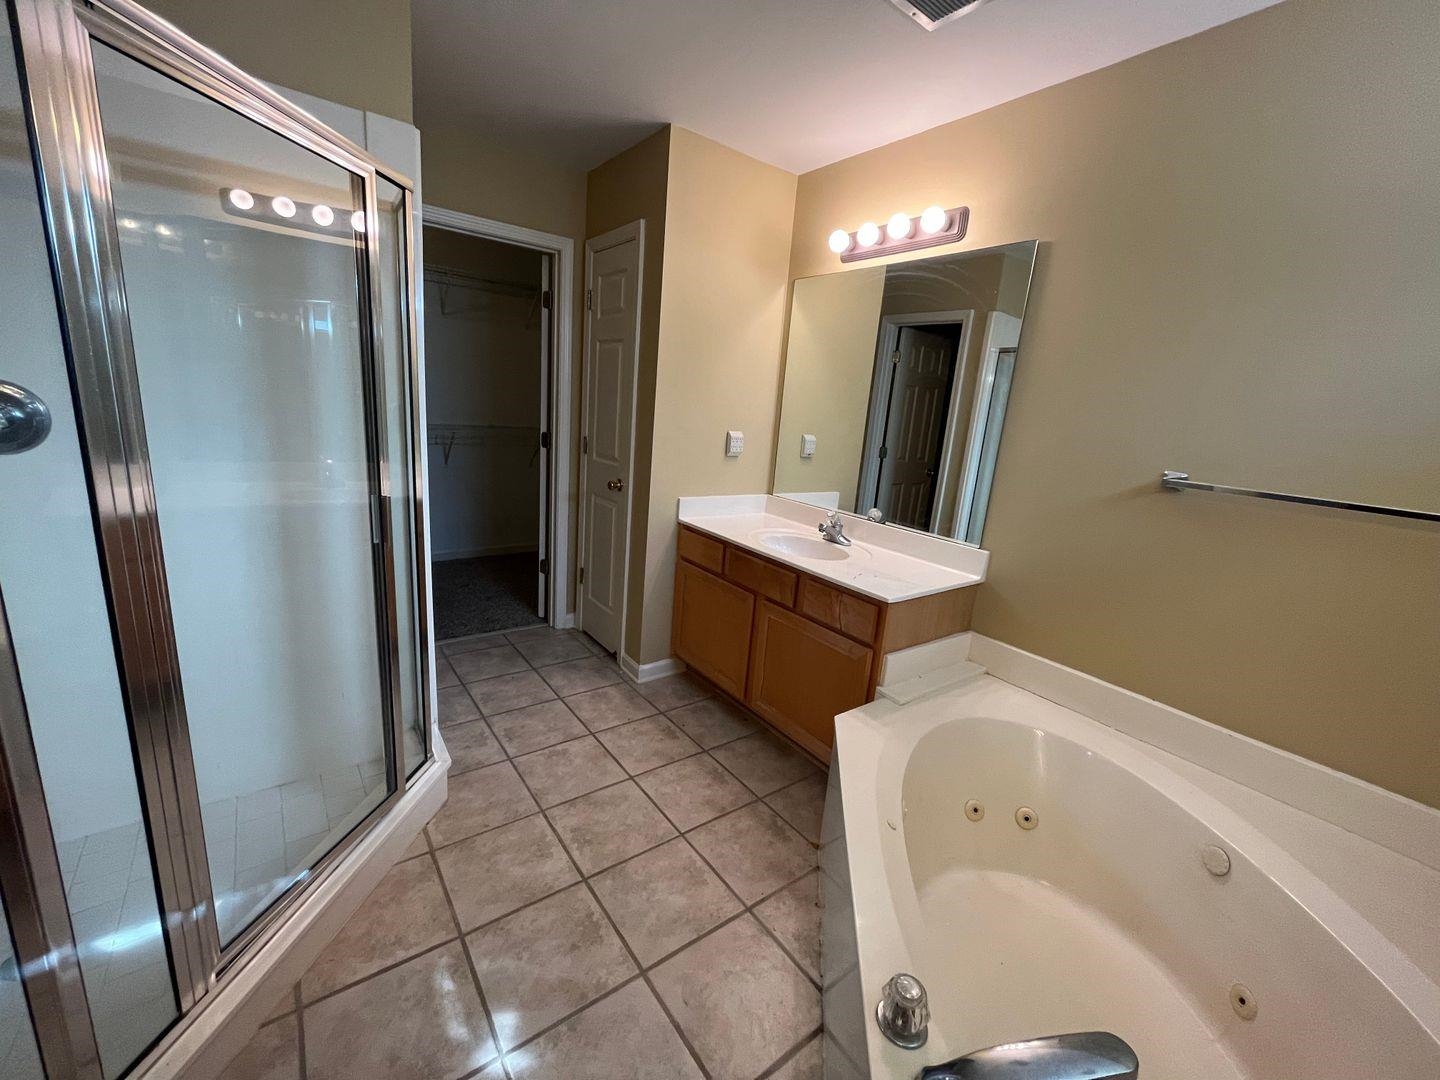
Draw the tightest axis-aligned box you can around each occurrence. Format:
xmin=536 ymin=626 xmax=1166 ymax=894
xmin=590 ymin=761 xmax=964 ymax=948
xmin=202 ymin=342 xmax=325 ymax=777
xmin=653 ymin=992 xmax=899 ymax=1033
xmin=830 ymin=205 xmax=970 ymax=263
xmin=219 ymin=187 xmax=362 ymax=238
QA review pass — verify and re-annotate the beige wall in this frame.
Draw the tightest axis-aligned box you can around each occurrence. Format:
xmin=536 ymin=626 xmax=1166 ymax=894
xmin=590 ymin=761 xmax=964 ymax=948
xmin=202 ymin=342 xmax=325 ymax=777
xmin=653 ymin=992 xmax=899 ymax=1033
xmin=788 ymin=0 xmax=1440 ymax=806
xmin=773 ymin=268 xmax=886 ymax=509
xmin=634 ymin=127 xmax=798 ymax=663
xmin=143 ymin=0 xmax=412 ymax=120
xmin=586 ymin=129 xmax=672 ymax=657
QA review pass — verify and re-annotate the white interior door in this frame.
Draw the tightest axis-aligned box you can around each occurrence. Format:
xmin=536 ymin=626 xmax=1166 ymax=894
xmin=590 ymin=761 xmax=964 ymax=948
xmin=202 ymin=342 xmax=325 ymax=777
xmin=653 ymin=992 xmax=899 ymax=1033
xmin=876 ymin=326 xmax=956 ymax=528
xmin=579 ymin=227 xmax=642 ymax=653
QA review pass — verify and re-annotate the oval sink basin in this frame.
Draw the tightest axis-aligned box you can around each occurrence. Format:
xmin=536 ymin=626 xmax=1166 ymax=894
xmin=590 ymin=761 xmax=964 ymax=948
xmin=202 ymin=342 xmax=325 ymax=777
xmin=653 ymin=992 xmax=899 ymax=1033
xmin=752 ymin=529 xmax=865 ymax=562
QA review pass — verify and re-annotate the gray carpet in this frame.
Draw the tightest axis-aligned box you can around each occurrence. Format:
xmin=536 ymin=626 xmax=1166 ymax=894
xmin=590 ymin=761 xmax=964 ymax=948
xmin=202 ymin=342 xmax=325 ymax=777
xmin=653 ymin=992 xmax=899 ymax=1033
xmin=432 ymin=553 xmax=543 ymax=639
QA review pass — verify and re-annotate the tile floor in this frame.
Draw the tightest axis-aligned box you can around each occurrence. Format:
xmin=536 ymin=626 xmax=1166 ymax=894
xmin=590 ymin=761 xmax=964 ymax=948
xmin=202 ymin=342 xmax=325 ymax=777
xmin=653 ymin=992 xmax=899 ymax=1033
xmin=220 ymin=625 xmax=827 ymax=1080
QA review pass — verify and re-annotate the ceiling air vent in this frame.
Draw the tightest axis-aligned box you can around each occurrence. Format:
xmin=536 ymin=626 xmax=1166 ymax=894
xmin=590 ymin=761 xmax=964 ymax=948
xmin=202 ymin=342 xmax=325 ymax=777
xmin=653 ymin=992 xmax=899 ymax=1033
xmin=886 ymin=0 xmax=992 ymax=32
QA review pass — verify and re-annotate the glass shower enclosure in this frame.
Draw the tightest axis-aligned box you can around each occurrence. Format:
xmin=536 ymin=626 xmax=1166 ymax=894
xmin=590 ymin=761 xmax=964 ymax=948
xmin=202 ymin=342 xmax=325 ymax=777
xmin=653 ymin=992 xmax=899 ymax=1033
xmin=0 ymin=0 xmax=430 ymax=1075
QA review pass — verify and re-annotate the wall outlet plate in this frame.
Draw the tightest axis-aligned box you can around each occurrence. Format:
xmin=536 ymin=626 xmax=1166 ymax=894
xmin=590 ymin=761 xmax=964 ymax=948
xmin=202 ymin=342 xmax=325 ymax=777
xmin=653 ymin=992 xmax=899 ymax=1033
xmin=725 ymin=430 xmax=744 ymax=457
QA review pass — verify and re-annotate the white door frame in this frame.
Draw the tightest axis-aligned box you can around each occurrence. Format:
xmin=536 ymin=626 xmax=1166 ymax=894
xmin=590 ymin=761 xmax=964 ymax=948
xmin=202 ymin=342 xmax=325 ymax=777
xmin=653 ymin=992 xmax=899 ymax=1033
xmin=421 ymin=205 xmax=576 ymax=627
xmin=955 ymin=310 xmax=1023 ymax=541
xmin=577 ymin=220 xmax=645 ymax=660
xmin=856 ymin=309 xmax=973 ymax=525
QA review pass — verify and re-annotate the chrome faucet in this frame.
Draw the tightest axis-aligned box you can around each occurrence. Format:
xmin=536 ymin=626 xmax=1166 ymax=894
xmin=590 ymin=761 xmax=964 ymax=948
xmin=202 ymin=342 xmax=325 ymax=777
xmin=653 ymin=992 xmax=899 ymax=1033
xmin=818 ymin=510 xmax=852 ymax=546
xmin=919 ymin=1031 xmax=1139 ymax=1080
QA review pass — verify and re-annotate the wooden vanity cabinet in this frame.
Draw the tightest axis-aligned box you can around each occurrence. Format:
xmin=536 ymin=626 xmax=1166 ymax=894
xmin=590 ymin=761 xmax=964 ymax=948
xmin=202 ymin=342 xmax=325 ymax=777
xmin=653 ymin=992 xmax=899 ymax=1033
xmin=671 ymin=524 xmax=974 ymax=759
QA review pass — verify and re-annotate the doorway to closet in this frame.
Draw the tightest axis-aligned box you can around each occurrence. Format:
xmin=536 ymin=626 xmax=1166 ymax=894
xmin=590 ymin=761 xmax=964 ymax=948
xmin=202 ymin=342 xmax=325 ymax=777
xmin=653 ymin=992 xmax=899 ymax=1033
xmin=423 ymin=225 xmax=552 ymax=638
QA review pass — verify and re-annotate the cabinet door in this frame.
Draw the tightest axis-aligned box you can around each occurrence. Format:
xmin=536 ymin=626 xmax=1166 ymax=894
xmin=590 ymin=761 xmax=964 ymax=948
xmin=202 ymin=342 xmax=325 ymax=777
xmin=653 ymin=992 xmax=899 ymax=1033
xmin=748 ymin=600 xmax=873 ymax=754
xmin=673 ymin=560 xmax=755 ymax=699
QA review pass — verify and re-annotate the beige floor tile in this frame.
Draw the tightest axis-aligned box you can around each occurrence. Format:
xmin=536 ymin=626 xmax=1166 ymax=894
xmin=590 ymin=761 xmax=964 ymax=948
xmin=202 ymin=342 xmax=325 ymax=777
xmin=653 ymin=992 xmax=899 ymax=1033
xmin=504 ymin=980 xmax=701 ymax=1080
xmin=468 ymin=670 xmax=557 ymax=716
xmin=596 ymin=715 xmax=701 ymax=774
xmin=512 ymin=631 xmax=593 ymax=667
xmin=487 ymin=699 xmax=588 ymax=756
xmin=443 ymin=630 xmax=513 ymax=655
xmin=261 ymin=983 xmax=297 ymax=1023
xmin=466 ymin=883 xmax=635 ymax=1050
xmin=451 ymin=644 xmax=531 ymax=683
xmin=564 ymin=683 xmax=658 ymax=731
xmin=504 ymin=624 xmax=566 ymax=645
xmin=651 ymin=915 xmax=820 ymax=1080
xmin=299 ymin=857 xmax=455 ymax=1000
xmin=764 ymin=774 xmax=827 ymax=844
xmin=426 ymin=762 xmax=537 ymax=848
xmin=537 ymin=656 xmax=623 ymax=696
xmin=435 ymin=815 xmax=578 ymax=930
xmin=754 ymin=871 xmax=821 ymax=983
xmin=770 ymin=1035 xmax=822 ymax=1080
xmin=304 ymin=942 xmax=495 ymax=1080
xmin=443 ymin=718 xmax=507 ymax=775
xmin=400 ymin=831 xmax=430 ymax=861
xmin=513 ymin=736 xmax=626 ymax=807
xmin=711 ymin=733 xmax=818 ymax=796
xmin=687 ymin=803 xmax=815 ymax=904
xmin=637 ymin=755 xmax=754 ymax=831
xmin=437 ymin=685 xmax=480 ymax=728
xmin=547 ymin=781 xmax=677 ymax=875
xmin=635 ymin=672 xmax=711 ymax=712
xmin=590 ymin=838 xmax=741 ymax=966
xmin=219 ymin=1013 xmax=299 ymax=1080
xmin=666 ymin=697 xmax=758 ymax=749
xmin=436 ymin=657 xmax=460 ymax=688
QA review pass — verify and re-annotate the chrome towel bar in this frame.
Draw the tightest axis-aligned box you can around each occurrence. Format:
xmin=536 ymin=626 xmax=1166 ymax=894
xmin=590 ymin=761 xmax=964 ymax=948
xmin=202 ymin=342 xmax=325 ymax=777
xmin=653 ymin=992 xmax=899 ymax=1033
xmin=1160 ymin=471 xmax=1440 ymax=522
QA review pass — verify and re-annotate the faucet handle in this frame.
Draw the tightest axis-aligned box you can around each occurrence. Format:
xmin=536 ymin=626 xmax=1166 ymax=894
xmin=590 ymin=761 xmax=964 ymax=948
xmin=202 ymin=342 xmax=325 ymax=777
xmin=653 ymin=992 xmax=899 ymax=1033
xmin=876 ymin=973 xmax=929 ymax=1049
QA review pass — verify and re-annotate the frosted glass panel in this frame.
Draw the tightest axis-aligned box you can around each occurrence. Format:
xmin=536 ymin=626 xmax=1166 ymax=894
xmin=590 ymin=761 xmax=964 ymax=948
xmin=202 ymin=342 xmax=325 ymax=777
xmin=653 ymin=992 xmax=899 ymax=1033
xmin=90 ymin=45 xmax=391 ymax=944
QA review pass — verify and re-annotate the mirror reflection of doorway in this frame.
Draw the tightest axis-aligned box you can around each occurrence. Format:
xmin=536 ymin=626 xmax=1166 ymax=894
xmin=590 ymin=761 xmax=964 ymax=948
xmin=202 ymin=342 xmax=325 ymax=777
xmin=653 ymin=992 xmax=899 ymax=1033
xmin=423 ymin=226 xmax=551 ymax=638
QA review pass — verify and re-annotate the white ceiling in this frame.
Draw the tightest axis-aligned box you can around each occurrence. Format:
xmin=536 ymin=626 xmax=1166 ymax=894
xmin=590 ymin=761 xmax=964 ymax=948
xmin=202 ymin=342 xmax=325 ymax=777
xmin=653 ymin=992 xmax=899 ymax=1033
xmin=412 ymin=0 xmax=1284 ymax=175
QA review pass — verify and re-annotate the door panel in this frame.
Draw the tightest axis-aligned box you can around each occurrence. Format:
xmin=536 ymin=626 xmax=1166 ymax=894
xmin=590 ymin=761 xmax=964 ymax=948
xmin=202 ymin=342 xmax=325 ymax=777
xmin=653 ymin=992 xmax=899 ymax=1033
xmin=581 ymin=235 xmax=640 ymax=653
xmin=877 ymin=326 xmax=957 ymax=528
xmin=87 ymin=43 xmax=394 ymax=945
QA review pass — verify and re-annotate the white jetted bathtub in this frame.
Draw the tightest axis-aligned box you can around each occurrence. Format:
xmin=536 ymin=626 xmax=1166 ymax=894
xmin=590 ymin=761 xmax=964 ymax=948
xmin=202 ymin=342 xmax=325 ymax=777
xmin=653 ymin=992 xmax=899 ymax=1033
xmin=821 ymin=674 xmax=1440 ymax=1079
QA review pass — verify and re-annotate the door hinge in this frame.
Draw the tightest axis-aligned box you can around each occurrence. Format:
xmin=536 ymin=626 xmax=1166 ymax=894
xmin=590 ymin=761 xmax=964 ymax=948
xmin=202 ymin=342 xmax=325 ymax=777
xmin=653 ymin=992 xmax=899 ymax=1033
xmin=582 ymin=434 xmax=589 ymax=454
xmin=540 ymin=430 xmax=550 ymax=450
xmin=878 ymin=445 xmax=888 ymax=460
xmin=585 ymin=289 xmax=593 ymax=311
xmin=578 ymin=566 xmax=586 ymax=585
xmin=890 ymin=350 xmax=901 ymax=365
xmin=541 ymin=289 xmax=552 ymax=310
xmin=540 ymin=557 xmax=548 ymax=575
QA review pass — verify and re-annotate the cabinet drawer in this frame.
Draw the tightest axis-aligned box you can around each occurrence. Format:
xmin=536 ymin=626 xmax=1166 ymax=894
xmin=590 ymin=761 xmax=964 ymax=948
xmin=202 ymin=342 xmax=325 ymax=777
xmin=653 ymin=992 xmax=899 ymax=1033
xmin=672 ymin=560 xmax=753 ymax=700
xmin=797 ymin=577 xmax=880 ymax=645
xmin=724 ymin=547 xmax=798 ymax=607
xmin=677 ymin=526 xmax=725 ymax=574
xmin=747 ymin=600 xmax=873 ymax=752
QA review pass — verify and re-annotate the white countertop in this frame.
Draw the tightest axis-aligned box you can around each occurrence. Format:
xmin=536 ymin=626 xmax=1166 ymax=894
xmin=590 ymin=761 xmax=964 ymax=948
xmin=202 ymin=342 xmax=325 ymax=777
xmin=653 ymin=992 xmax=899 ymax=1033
xmin=677 ymin=494 xmax=987 ymax=603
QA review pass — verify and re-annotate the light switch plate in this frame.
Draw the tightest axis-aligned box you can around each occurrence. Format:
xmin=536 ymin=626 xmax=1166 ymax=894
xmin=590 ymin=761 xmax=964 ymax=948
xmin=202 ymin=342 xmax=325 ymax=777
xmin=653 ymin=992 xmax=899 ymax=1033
xmin=800 ymin=433 xmax=817 ymax=458
xmin=725 ymin=430 xmax=744 ymax=457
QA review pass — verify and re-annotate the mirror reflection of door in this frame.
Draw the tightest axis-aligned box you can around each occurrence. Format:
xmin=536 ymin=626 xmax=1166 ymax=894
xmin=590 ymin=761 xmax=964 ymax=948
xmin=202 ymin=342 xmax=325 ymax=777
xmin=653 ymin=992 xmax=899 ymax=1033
xmin=873 ymin=324 xmax=962 ymax=528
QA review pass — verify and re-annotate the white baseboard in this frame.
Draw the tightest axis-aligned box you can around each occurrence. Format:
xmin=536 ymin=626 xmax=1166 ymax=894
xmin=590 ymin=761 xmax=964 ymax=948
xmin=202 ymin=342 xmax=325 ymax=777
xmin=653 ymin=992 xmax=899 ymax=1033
xmin=432 ymin=543 xmax=539 ymax=561
xmin=621 ymin=653 xmax=686 ymax=684
xmin=136 ymin=739 xmax=450 ymax=1080
xmin=965 ymin=633 xmax=1440 ymax=871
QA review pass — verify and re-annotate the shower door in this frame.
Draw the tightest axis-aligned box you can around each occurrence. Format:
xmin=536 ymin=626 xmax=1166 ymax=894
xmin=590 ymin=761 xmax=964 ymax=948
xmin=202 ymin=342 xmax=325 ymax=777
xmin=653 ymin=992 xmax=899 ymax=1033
xmin=0 ymin=0 xmax=428 ymax=1075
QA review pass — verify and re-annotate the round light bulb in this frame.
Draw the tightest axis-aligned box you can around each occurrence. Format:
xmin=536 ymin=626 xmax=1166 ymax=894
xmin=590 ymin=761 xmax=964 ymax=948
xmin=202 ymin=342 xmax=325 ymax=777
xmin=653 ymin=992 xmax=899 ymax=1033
xmin=310 ymin=204 xmax=335 ymax=227
xmin=351 ymin=210 xmax=366 ymax=233
xmin=827 ymin=228 xmax=852 ymax=255
xmin=227 ymin=188 xmax=255 ymax=211
xmin=118 ymin=217 xmax=139 ymax=230
xmin=154 ymin=223 xmax=173 ymax=238
xmin=886 ymin=212 xmax=913 ymax=241
xmin=856 ymin=221 xmax=881 ymax=247
xmin=271 ymin=195 xmax=296 ymax=219
xmin=919 ymin=205 xmax=948 ymax=235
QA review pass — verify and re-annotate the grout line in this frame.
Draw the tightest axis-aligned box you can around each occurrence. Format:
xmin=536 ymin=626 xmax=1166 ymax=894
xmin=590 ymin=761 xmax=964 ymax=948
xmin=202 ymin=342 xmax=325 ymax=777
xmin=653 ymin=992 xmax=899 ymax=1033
xmin=294 ymin=980 xmax=308 ymax=1080
xmin=427 ymin=846 xmax=508 ymax=1078
xmin=299 ymin=934 xmax=462 ymax=1009
xmin=754 ymin=1025 xmax=824 ymax=1079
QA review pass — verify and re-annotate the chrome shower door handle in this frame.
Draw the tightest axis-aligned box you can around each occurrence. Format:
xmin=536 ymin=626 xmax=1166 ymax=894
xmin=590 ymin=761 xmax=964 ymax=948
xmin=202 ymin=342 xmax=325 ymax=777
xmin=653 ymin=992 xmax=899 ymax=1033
xmin=606 ymin=478 xmax=624 ymax=491
xmin=0 ymin=381 xmax=51 ymax=454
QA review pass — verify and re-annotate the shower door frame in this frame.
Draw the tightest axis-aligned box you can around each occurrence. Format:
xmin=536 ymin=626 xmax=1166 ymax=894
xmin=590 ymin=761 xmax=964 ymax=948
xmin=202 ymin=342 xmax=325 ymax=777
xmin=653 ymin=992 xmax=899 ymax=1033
xmin=5 ymin=0 xmax=431 ymax=1069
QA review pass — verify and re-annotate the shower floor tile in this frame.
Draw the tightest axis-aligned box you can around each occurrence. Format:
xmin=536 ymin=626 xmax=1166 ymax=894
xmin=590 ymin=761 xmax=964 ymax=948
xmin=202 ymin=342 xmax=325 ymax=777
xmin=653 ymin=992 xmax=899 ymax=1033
xmin=219 ymin=632 xmax=825 ymax=1080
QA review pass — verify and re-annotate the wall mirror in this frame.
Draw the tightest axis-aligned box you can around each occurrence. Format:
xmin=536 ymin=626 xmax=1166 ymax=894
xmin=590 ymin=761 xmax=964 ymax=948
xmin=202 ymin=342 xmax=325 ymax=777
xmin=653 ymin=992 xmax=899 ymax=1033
xmin=772 ymin=240 xmax=1037 ymax=545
